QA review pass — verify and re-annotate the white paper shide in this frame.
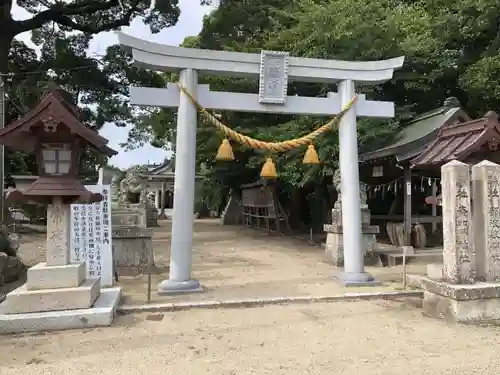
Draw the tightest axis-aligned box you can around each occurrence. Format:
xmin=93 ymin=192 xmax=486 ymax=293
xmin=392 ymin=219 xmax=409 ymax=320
xmin=70 ymin=185 xmax=113 ymax=286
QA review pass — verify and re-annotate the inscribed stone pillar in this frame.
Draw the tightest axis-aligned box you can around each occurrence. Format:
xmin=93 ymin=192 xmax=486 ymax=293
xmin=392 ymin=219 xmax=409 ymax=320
xmin=46 ymin=196 xmax=71 ymax=266
xmin=472 ymin=160 xmax=500 ymax=282
xmin=441 ymin=160 xmax=475 ymax=284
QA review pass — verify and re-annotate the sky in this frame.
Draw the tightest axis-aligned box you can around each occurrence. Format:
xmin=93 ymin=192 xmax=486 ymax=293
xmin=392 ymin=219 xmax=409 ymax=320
xmin=12 ymin=0 xmax=215 ymax=169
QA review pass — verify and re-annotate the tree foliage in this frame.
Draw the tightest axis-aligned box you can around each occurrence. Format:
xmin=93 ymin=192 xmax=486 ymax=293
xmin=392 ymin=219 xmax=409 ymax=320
xmin=124 ymin=0 xmax=500 ymax=227
xmin=2 ymin=0 xmax=212 ymax=179
xmin=7 ymin=0 xmax=500 ymax=227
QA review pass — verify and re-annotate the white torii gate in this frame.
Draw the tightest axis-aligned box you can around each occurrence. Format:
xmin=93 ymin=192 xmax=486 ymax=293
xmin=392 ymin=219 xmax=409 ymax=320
xmin=118 ymin=32 xmax=404 ymax=293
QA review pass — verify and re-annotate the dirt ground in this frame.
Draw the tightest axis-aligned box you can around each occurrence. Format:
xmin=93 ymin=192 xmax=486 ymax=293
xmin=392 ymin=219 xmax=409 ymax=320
xmin=14 ymin=219 xmax=427 ymax=305
xmin=3 ymin=221 xmax=499 ymax=374
xmin=2 ymin=298 xmax=500 ymax=374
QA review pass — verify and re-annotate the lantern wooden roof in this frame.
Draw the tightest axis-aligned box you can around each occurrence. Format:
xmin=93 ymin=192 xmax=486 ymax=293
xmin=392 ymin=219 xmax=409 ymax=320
xmin=411 ymin=111 xmax=500 ymax=168
xmin=0 ymin=87 xmax=117 ymax=157
xmin=0 ymin=87 xmax=117 ymax=205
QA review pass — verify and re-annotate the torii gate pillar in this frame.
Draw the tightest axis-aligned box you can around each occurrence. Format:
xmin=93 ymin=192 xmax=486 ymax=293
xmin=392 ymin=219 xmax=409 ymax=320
xmin=337 ymin=80 xmax=365 ymax=282
xmin=118 ymin=32 xmax=404 ymax=292
xmin=158 ymin=68 xmax=202 ymax=293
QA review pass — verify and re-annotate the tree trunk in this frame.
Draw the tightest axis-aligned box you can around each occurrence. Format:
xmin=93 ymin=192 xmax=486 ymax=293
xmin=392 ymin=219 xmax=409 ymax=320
xmin=0 ymin=33 xmax=13 ymax=75
xmin=0 ymin=0 xmax=14 ymax=74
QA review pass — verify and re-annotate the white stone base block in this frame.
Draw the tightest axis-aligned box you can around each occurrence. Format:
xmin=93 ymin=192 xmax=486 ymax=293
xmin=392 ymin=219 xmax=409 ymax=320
xmin=1 ymin=278 xmax=100 ymax=314
xmin=26 ymin=262 xmax=85 ymax=290
xmin=0 ymin=287 xmax=121 ymax=334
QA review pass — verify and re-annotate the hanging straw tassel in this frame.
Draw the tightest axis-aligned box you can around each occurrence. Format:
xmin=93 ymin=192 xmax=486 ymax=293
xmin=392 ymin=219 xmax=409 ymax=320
xmin=303 ymin=144 xmax=320 ymax=164
xmin=260 ymin=157 xmax=278 ymax=179
xmin=216 ymin=138 xmax=235 ymax=161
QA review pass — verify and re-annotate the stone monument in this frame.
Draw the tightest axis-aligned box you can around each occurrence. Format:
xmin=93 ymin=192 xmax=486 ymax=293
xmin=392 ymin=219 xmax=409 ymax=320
xmin=0 ymin=88 xmax=121 ymax=333
xmin=111 ymin=165 xmax=154 ymax=273
xmin=421 ymin=160 xmax=500 ymax=323
xmin=324 ymin=168 xmax=380 ymax=271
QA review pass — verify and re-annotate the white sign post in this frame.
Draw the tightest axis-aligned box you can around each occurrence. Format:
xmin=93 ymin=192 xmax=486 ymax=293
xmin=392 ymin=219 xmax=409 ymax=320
xmin=70 ymin=185 xmax=113 ymax=286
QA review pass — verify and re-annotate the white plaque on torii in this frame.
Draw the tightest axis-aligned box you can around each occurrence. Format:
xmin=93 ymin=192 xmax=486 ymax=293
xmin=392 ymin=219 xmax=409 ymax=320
xmin=259 ymin=50 xmax=289 ymax=105
xmin=117 ymin=32 xmax=405 ymax=291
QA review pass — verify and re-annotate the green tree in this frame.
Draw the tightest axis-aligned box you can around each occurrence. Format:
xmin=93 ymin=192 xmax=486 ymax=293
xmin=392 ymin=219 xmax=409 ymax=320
xmin=0 ymin=0 xmax=214 ymax=74
xmin=3 ymin=0 xmax=218 ymax=177
xmin=129 ymin=0 xmax=431 ymax=188
xmin=119 ymin=0 xmax=500 ymax=228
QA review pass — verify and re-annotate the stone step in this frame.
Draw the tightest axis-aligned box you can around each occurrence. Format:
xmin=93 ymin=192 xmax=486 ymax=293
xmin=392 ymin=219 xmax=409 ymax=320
xmin=26 ymin=262 xmax=85 ymax=290
xmin=0 ymin=287 xmax=121 ymax=334
xmin=0 ymin=278 xmax=100 ymax=314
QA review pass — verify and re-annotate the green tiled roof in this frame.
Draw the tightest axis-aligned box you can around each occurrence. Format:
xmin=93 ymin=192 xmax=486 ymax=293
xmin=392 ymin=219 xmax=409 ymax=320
xmin=359 ymin=106 xmax=461 ymax=162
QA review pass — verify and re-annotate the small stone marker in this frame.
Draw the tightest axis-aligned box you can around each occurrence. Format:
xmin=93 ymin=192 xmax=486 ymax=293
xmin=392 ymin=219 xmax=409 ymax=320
xmin=472 ymin=160 xmax=500 ymax=281
xmin=441 ymin=160 xmax=475 ymax=284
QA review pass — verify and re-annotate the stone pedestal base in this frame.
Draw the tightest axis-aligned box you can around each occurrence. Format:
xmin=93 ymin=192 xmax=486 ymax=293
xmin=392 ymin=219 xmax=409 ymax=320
xmin=112 ymin=226 xmax=154 ymax=273
xmin=324 ymin=224 xmax=380 ymax=267
xmin=0 ymin=287 xmax=121 ymax=334
xmin=331 ymin=205 xmax=371 ymax=227
xmin=335 ymin=271 xmax=381 ymax=287
xmin=26 ymin=262 xmax=85 ymax=290
xmin=112 ymin=207 xmax=147 ymax=227
xmin=158 ymin=279 xmax=203 ymax=295
xmin=421 ymin=277 xmax=500 ymax=324
xmin=1 ymin=278 xmax=100 ymax=314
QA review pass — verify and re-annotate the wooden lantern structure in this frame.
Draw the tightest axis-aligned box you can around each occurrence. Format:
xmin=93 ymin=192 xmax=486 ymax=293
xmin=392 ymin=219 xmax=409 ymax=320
xmin=0 ymin=88 xmax=119 ymax=330
xmin=0 ymin=88 xmax=116 ymax=205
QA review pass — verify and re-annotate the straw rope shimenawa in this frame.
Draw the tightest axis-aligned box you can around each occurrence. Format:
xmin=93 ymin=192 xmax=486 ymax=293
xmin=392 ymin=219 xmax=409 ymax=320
xmin=177 ymin=83 xmax=357 ymax=178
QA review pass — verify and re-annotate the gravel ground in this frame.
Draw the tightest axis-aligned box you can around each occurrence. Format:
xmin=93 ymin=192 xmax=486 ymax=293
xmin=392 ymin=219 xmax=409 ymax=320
xmin=12 ymin=220 xmax=428 ymax=305
xmin=1 ymin=298 xmax=500 ymax=375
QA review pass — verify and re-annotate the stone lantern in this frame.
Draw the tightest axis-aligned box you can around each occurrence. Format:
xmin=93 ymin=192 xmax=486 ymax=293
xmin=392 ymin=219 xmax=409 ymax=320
xmin=0 ymin=88 xmax=121 ymax=333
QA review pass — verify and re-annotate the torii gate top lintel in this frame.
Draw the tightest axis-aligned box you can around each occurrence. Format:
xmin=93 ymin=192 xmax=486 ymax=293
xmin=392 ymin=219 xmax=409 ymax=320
xmin=117 ymin=32 xmax=404 ymax=85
